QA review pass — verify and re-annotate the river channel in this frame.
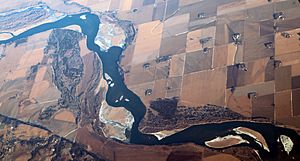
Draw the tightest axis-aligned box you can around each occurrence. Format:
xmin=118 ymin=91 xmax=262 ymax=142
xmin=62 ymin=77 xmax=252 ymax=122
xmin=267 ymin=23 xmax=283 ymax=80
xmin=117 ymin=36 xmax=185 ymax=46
xmin=1 ymin=12 xmax=299 ymax=160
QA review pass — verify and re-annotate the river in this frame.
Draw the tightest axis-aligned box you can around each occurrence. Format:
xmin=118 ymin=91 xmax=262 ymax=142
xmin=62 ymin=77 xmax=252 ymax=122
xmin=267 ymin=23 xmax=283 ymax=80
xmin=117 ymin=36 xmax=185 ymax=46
xmin=0 ymin=12 xmax=299 ymax=160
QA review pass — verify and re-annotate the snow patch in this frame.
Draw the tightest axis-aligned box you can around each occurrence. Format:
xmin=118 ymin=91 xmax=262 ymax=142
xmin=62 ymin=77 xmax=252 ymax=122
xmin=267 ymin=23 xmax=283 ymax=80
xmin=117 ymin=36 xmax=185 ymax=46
xmin=80 ymin=15 xmax=86 ymax=20
xmin=104 ymin=73 xmax=112 ymax=81
xmin=109 ymin=83 xmax=114 ymax=87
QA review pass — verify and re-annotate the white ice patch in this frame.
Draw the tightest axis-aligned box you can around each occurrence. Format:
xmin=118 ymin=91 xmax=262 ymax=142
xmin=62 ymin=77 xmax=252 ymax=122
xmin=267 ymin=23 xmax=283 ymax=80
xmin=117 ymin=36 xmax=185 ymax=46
xmin=104 ymin=73 xmax=112 ymax=81
xmin=80 ymin=15 xmax=87 ymax=20
xmin=280 ymin=135 xmax=294 ymax=155
xmin=109 ymin=83 xmax=114 ymax=87
xmin=104 ymin=73 xmax=115 ymax=87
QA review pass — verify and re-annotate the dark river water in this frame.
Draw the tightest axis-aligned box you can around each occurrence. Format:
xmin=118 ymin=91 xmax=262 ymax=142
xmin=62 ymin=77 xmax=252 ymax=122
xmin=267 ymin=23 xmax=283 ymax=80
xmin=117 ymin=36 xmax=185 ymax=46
xmin=1 ymin=12 xmax=299 ymax=160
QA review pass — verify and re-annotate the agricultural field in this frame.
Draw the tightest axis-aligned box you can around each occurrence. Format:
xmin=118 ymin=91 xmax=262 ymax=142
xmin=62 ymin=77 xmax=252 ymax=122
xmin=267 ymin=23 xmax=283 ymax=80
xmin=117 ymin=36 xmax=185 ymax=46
xmin=0 ymin=0 xmax=300 ymax=161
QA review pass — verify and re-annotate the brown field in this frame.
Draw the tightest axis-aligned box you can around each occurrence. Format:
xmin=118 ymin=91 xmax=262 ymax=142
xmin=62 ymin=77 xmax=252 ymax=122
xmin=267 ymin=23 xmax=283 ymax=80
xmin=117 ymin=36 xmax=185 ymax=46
xmin=186 ymin=26 xmax=215 ymax=53
xmin=18 ymin=103 xmax=46 ymax=121
xmin=184 ymin=49 xmax=213 ymax=74
xmin=275 ymin=90 xmax=292 ymax=120
xmin=204 ymin=154 xmax=240 ymax=161
xmin=0 ymin=45 xmax=24 ymax=83
xmin=169 ymin=53 xmax=185 ymax=77
xmin=117 ymin=4 xmax=154 ymax=25
xmin=4 ymin=124 xmax=50 ymax=140
xmin=292 ymin=63 xmax=300 ymax=76
xmin=153 ymin=79 xmax=167 ymax=98
xmin=217 ymin=0 xmax=270 ymax=16
xmin=155 ymin=60 xmax=170 ymax=79
xmin=275 ymin=28 xmax=300 ymax=56
xmin=278 ymin=117 xmax=300 ymax=129
xmin=18 ymin=48 xmax=43 ymax=69
xmin=180 ymin=68 xmax=226 ymax=107
xmin=227 ymin=43 xmax=238 ymax=64
xmin=76 ymin=126 xmax=253 ymax=161
xmin=252 ymin=94 xmax=274 ymax=120
xmin=238 ymin=58 xmax=269 ymax=86
xmin=29 ymin=81 xmax=50 ymax=100
xmin=54 ymin=110 xmax=76 ymax=123
xmin=162 ymin=13 xmax=189 ymax=38
xmin=132 ymin=20 xmax=163 ymax=65
xmin=87 ymin=0 xmax=111 ymax=11
xmin=186 ymin=29 xmax=202 ymax=53
xmin=166 ymin=77 xmax=182 ymax=97
xmin=275 ymin=66 xmax=291 ymax=92
xmin=214 ymin=43 xmax=238 ymax=67
xmin=119 ymin=0 xmax=132 ymax=11
xmin=160 ymin=34 xmax=187 ymax=57
xmin=213 ymin=45 xmax=228 ymax=68
xmin=244 ymin=35 xmax=274 ymax=62
xmin=34 ymin=85 xmax=61 ymax=103
xmin=45 ymin=119 xmax=77 ymax=138
xmin=276 ymin=52 xmax=300 ymax=67
xmin=228 ymin=81 xmax=275 ymax=97
xmin=217 ymin=1 xmax=246 ymax=16
xmin=5 ymin=68 xmax=28 ymax=80
xmin=226 ymin=91 xmax=252 ymax=117
xmin=179 ymin=0 xmax=199 ymax=7
xmin=125 ymin=62 xmax=156 ymax=86
xmin=128 ymin=81 xmax=155 ymax=106
xmin=34 ymin=66 xmax=47 ymax=82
